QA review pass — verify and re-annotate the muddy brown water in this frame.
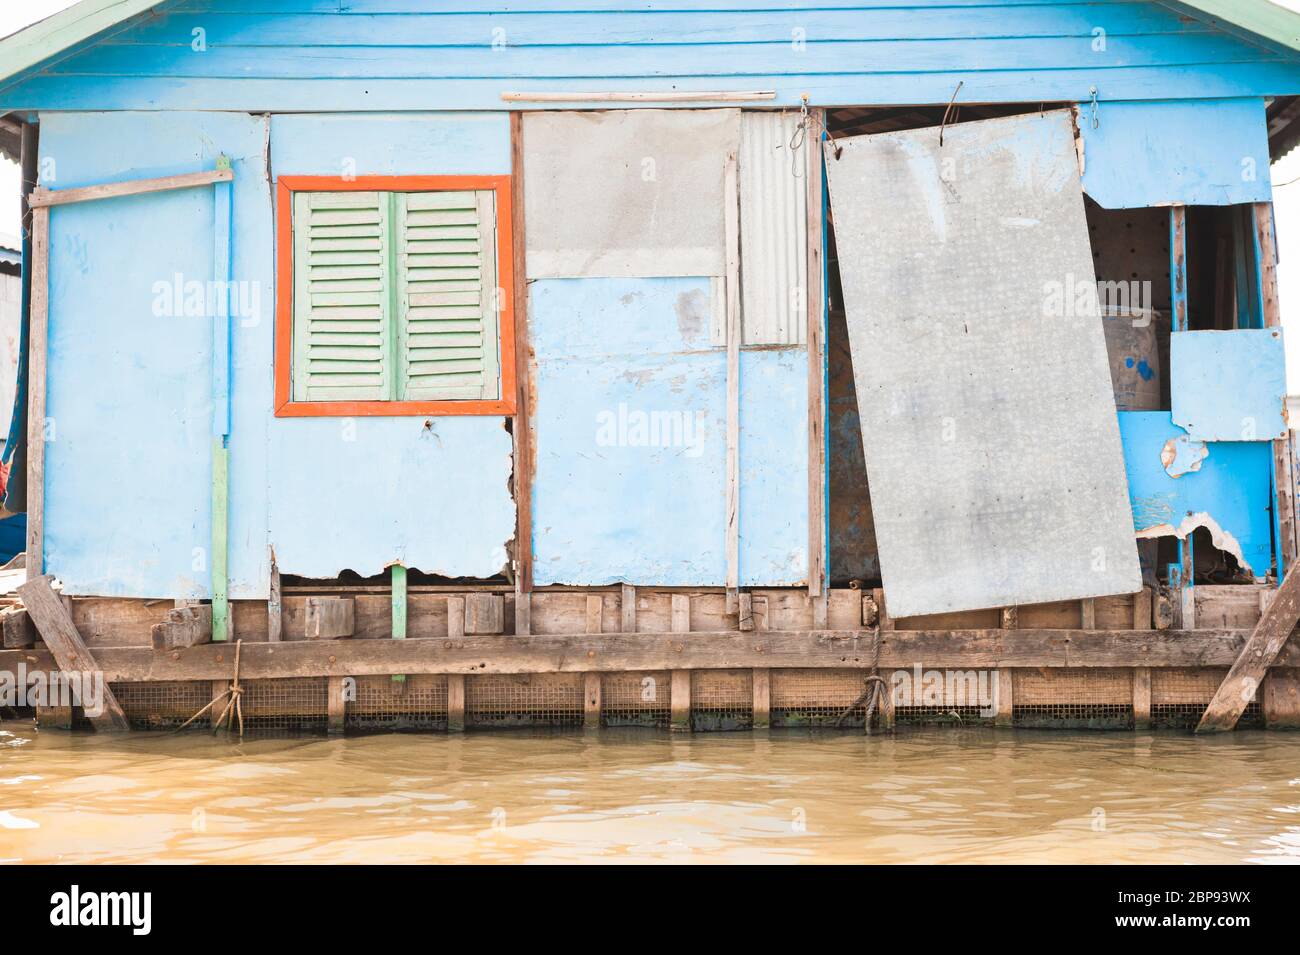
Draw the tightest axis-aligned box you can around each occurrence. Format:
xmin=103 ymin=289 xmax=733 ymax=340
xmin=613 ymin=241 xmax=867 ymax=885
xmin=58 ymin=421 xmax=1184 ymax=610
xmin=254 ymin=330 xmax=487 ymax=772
xmin=1 ymin=725 xmax=1298 ymax=864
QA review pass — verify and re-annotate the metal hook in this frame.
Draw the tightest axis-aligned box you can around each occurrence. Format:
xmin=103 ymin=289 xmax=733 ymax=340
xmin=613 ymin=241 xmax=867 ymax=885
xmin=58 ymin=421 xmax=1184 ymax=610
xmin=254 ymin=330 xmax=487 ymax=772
xmin=1089 ymin=86 xmax=1100 ymax=129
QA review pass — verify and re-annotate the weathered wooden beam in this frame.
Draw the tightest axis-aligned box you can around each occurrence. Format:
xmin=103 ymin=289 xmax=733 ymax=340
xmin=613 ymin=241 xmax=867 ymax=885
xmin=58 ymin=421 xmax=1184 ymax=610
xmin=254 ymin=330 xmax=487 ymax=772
xmin=1198 ymin=562 xmax=1300 ymax=732
xmin=724 ymin=149 xmax=740 ymax=610
xmin=464 ymin=593 xmax=504 ymax=635
xmin=670 ymin=594 xmax=690 ymax=634
xmin=997 ymin=603 xmax=1015 ymax=727
xmin=16 ymin=575 xmax=129 ymax=732
xmin=3 ymin=628 xmax=1281 ymax=684
xmin=584 ymin=595 xmax=603 ymax=635
xmin=304 ymin=597 xmax=355 ymax=640
xmin=1133 ymin=667 xmax=1152 ymax=730
xmin=806 ymin=107 xmax=827 ymax=600
xmin=1263 ymin=669 xmax=1300 ymax=729
xmin=671 ymin=670 xmax=691 ymax=733
xmin=28 ymin=168 xmax=234 ymax=208
xmin=26 ymin=206 xmax=48 ymax=575
xmin=447 ymin=673 xmax=465 ymax=733
xmin=515 ymin=590 xmax=531 ymax=636
xmin=151 ymin=605 xmax=213 ymax=650
xmin=752 ymin=668 xmax=771 ymax=729
xmin=327 ymin=675 xmax=347 ymax=735
xmin=621 ymin=584 xmax=637 ymax=633
xmin=2 ymin=607 xmax=36 ymax=649
xmin=1170 ymin=204 xmax=1188 ymax=332
xmin=268 ymin=553 xmax=282 ymax=643
xmin=583 ymin=672 xmax=601 ymax=729
xmin=510 ymin=112 xmax=534 ymax=597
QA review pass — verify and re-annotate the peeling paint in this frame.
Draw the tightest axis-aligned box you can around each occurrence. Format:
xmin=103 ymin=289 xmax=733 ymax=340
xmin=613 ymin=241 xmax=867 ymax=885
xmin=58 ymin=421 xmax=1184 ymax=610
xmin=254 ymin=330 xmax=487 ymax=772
xmin=1161 ymin=434 xmax=1208 ymax=477
xmin=1136 ymin=511 xmax=1251 ymax=575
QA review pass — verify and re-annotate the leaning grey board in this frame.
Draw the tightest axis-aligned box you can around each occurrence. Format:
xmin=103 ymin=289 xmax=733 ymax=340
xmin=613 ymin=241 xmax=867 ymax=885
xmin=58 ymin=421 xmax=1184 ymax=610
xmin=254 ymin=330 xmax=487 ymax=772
xmin=824 ymin=110 xmax=1140 ymax=618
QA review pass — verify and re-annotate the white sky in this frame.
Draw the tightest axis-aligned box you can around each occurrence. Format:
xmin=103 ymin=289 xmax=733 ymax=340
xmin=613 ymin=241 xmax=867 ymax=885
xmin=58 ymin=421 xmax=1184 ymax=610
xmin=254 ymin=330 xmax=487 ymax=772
xmin=3 ymin=0 xmax=1300 ymax=382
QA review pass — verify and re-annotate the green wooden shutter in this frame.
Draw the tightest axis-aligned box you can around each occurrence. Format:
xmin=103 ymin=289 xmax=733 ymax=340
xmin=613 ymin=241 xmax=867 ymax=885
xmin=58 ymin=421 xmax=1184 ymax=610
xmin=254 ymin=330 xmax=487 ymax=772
xmin=292 ymin=190 xmax=392 ymax=402
xmin=395 ymin=190 xmax=501 ymax=401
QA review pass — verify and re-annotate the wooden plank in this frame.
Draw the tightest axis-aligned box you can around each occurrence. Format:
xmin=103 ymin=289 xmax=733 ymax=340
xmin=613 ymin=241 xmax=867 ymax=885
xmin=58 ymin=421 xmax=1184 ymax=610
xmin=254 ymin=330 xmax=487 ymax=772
xmin=997 ymin=600 xmax=1016 ymax=727
xmin=1133 ymin=587 xmax=1152 ymax=630
xmin=327 ymin=675 xmax=347 ymax=734
xmin=806 ymin=108 xmax=827 ymax=599
xmin=671 ymin=669 xmax=691 ymax=732
xmin=446 ymin=596 xmax=466 ymax=639
xmin=874 ymin=588 xmax=894 ymax=633
xmin=304 ymin=597 xmax=355 ymax=640
xmin=26 ymin=206 xmax=48 ymax=574
xmin=1133 ymin=667 xmax=1152 ymax=730
xmin=447 ymin=673 xmax=465 ymax=732
xmin=1080 ymin=598 xmax=1096 ymax=630
xmin=584 ymin=595 xmax=603 ymax=634
xmin=1170 ymin=204 xmax=1188 ymax=332
xmin=2 ymin=608 xmax=36 ymax=649
xmin=27 ymin=168 xmax=234 ymax=208
xmin=670 ymin=594 xmax=689 ymax=633
xmin=211 ymin=440 xmax=230 ymax=642
xmin=752 ymin=668 xmax=771 ymax=729
xmin=464 ymin=593 xmax=505 ymax=635
xmin=738 ymin=592 xmax=754 ymax=631
xmin=1198 ymin=560 xmax=1300 ymax=732
xmin=583 ymin=672 xmax=601 ymax=729
xmin=501 ymin=90 xmax=776 ymax=103
xmin=268 ymin=554 xmax=282 ymax=643
xmin=1263 ymin=669 xmax=1300 ymax=729
xmin=391 ymin=563 xmax=407 ymax=689
xmin=621 ymin=583 xmax=637 ymax=633
xmin=515 ymin=590 xmax=531 ymax=636
xmin=6 ymin=627 xmax=1280 ymax=685
xmin=15 ymin=575 xmax=129 ymax=731
xmin=509 ymin=112 xmax=534 ymax=597
xmin=724 ymin=149 xmax=741 ymax=607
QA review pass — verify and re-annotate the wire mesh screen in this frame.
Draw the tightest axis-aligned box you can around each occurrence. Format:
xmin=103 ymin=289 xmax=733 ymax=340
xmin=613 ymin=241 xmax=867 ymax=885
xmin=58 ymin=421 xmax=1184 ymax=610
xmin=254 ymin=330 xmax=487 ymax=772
xmin=346 ymin=675 xmax=449 ymax=732
xmin=466 ymin=674 xmax=584 ymax=728
xmin=241 ymin=678 xmax=329 ymax=734
xmin=892 ymin=668 xmax=997 ymax=726
xmin=111 ymin=681 xmax=212 ymax=730
xmin=1151 ymin=668 xmax=1263 ymax=729
xmin=771 ymin=669 xmax=870 ymax=728
xmin=1014 ymin=668 xmax=1132 ymax=729
xmin=691 ymin=669 xmax=753 ymax=731
xmin=601 ymin=671 xmax=670 ymax=728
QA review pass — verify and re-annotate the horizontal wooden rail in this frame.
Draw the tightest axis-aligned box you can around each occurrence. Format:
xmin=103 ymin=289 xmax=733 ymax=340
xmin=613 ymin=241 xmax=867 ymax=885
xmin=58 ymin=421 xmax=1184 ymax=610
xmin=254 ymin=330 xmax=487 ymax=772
xmin=28 ymin=168 xmax=233 ymax=208
xmin=500 ymin=90 xmax=775 ymax=103
xmin=2 ymin=628 xmax=1292 ymax=683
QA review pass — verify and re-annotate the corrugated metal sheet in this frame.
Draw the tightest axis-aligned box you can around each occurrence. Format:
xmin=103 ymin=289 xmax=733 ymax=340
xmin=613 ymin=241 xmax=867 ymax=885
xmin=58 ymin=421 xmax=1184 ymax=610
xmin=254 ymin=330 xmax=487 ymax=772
xmin=739 ymin=110 xmax=807 ymax=346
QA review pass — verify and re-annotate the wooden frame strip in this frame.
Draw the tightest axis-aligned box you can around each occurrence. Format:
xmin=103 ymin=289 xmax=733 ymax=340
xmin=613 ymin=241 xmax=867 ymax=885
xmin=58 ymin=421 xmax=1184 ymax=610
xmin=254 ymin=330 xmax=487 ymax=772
xmin=1170 ymin=205 xmax=1188 ymax=332
xmin=724 ymin=151 xmax=741 ymax=609
xmin=25 ymin=205 xmax=48 ymax=574
xmin=806 ymin=107 xmax=827 ymax=598
xmin=509 ymin=113 xmax=535 ymax=598
xmin=27 ymin=168 xmax=233 ymax=208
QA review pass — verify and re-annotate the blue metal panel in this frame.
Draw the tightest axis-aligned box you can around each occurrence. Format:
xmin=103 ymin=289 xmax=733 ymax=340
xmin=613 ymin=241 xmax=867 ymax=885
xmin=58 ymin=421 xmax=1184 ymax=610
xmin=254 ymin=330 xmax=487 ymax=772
xmin=3 ymin=0 xmax=1299 ymax=111
xmin=1119 ymin=411 xmax=1273 ymax=576
xmin=1079 ymin=98 xmax=1274 ymax=208
xmin=39 ymin=110 xmax=271 ymax=598
xmin=1171 ymin=328 xmax=1287 ymax=442
xmin=530 ymin=276 xmax=807 ymax=586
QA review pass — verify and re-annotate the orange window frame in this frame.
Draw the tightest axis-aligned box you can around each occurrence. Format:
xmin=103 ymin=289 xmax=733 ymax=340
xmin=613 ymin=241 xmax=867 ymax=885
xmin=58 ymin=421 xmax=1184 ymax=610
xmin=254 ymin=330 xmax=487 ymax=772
xmin=274 ymin=174 xmax=516 ymax=417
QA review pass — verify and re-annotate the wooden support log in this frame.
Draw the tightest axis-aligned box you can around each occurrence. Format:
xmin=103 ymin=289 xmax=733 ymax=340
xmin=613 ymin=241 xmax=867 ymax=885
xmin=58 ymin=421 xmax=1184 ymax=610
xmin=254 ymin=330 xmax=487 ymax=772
xmin=36 ymin=705 xmax=75 ymax=730
xmin=447 ymin=674 xmax=465 ymax=733
xmin=391 ymin=564 xmax=407 ymax=691
xmin=464 ymin=593 xmax=505 ymax=635
xmin=997 ymin=604 xmax=1015 ymax=727
xmin=671 ymin=669 xmax=691 ymax=733
xmin=268 ymin=554 xmax=282 ymax=643
xmin=1133 ymin=667 xmax=1152 ymax=730
xmin=447 ymin=596 xmax=465 ymax=639
xmin=2 ymin=607 xmax=36 ymax=649
xmin=16 ymin=575 xmax=129 ymax=732
xmin=724 ymin=149 xmax=741 ymax=614
xmin=752 ymin=668 xmax=771 ymax=729
xmin=584 ymin=595 xmax=603 ymax=635
xmin=151 ymin=605 xmax=213 ymax=650
xmin=26 ymin=206 xmax=48 ymax=575
xmin=806 ymin=107 xmax=827 ymax=601
xmin=671 ymin=594 xmax=690 ymax=634
xmin=1198 ymin=561 xmax=1300 ymax=732
xmin=515 ymin=590 xmax=531 ymax=637
xmin=621 ymin=584 xmax=637 ymax=633
xmin=1263 ymin=670 xmax=1300 ymax=729
xmin=304 ymin=596 xmax=355 ymax=640
xmin=583 ymin=672 xmax=601 ymax=730
xmin=327 ymin=675 xmax=347 ymax=735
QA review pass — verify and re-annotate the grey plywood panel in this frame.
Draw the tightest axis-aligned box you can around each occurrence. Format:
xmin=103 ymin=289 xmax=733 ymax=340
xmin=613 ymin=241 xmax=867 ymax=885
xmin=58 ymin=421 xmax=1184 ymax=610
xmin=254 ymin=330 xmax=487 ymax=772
xmin=824 ymin=110 xmax=1140 ymax=617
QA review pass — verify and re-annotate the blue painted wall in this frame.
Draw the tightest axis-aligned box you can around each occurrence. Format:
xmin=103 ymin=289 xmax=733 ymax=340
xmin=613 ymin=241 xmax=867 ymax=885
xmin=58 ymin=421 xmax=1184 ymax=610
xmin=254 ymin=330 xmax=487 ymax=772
xmin=1079 ymin=98 xmax=1275 ymax=208
xmin=1171 ymin=328 xmax=1288 ymax=442
xmin=3 ymin=1 xmax=1300 ymax=111
xmin=1118 ymin=411 xmax=1274 ymax=577
xmin=531 ymin=277 xmax=808 ymax=586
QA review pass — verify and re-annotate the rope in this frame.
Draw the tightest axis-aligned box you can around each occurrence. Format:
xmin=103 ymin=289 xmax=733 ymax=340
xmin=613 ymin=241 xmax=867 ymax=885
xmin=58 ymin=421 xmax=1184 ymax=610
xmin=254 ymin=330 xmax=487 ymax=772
xmin=173 ymin=638 xmax=245 ymax=738
xmin=789 ymin=96 xmax=842 ymax=175
xmin=835 ymin=627 xmax=890 ymax=731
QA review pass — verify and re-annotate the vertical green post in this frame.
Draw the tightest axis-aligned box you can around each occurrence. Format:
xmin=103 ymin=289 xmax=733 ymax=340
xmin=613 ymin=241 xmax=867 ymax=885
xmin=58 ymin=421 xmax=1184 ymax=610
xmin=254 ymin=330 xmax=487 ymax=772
xmin=391 ymin=563 xmax=407 ymax=684
xmin=212 ymin=439 xmax=229 ymax=642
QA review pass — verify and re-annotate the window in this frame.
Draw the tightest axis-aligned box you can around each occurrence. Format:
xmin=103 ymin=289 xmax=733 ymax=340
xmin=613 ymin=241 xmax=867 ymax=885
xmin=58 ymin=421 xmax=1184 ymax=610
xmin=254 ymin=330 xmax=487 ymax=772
xmin=274 ymin=176 xmax=515 ymax=416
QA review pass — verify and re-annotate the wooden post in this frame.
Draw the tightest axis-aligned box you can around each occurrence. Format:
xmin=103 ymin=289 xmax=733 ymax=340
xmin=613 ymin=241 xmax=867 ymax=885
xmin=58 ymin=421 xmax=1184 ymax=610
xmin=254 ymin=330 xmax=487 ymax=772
xmin=583 ymin=672 xmax=601 ymax=730
xmin=25 ymin=205 xmax=48 ymax=574
xmin=327 ymin=675 xmax=347 ymax=735
xmin=267 ymin=552 xmax=282 ymax=643
xmin=446 ymin=674 xmax=465 ymax=733
xmin=2 ymin=608 xmax=36 ymax=649
xmin=464 ymin=594 xmax=505 ymax=635
xmin=210 ymin=680 xmax=226 ymax=728
xmin=752 ymin=668 xmax=771 ymax=729
xmin=1180 ymin=538 xmax=1195 ymax=629
xmin=509 ymin=113 xmax=534 ymax=599
xmin=16 ymin=575 xmax=129 ymax=732
xmin=738 ymin=592 xmax=754 ymax=631
xmin=447 ymin=596 xmax=465 ymax=639
xmin=1133 ymin=668 xmax=1152 ymax=730
xmin=1254 ymin=202 xmax=1297 ymax=575
xmin=670 ymin=669 xmax=691 ymax=733
xmin=1080 ymin=598 xmax=1096 ymax=630
xmin=584 ymin=594 xmax=603 ymax=635
xmin=391 ymin=564 xmax=407 ymax=690
xmin=670 ymin=593 xmax=689 ymax=634
xmin=1170 ymin=204 xmax=1188 ymax=332
xmin=304 ymin=597 xmax=355 ymax=639
xmin=1133 ymin=586 xmax=1153 ymax=631
xmin=1198 ymin=559 xmax=1300 ymax=732
xmin=1263 ymin=670 xmax=1300 ymax=729
xmin=621 ymin=583 xmax=637 ymax=633
xmin=806 ymin=107 xmax=827 ymax=600
xmin=997 ymin=601 xmax=1015 ymax=728
xmin=210 ymin=160 xmax=233 ymax=644
xmin=515 ymin=590 xmax=531 ymax=637
xmin=724 ymin=150 xmax=741 ymax=613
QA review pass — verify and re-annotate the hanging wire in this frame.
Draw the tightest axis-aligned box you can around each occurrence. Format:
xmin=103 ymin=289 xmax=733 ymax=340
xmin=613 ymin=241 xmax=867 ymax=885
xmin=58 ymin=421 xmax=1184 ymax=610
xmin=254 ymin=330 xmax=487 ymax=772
xmin=938 ymin=80 xmax=965 ymax=147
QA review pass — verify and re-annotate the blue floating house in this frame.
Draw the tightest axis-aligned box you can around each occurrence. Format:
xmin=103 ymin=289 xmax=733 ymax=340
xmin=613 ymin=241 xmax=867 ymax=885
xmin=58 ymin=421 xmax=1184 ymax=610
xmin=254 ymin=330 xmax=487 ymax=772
xmin=0 ymin=1 xmax=1298 ymax=733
